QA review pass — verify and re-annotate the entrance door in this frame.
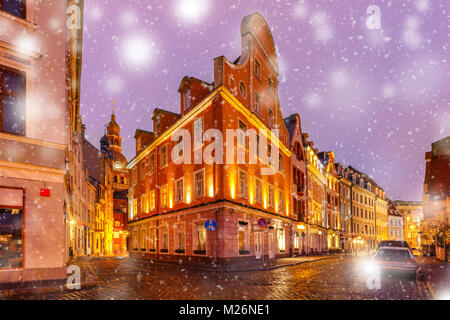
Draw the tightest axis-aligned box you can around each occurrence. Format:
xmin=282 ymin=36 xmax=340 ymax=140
xmin=255 ymin=232 xmax=263 ymax=259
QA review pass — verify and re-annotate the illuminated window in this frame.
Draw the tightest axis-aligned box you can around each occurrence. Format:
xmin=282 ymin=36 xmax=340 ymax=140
xmin=238 ymin=170 xmax=248 ymax=198
xmin=140 ymin=193 xmax=147 ymax=214
xmin=150 ymin=190 xmax=156 ymax=210
xmin=132 ymin=199 xmax=137 ymax=219
xmin=193 ymin=118 xmax=203 ymax=149
xmin=194 ymin=169 xmax=204 ymax=197
xmin=278 ymin=228 xmax=286 ymax=251
xmin=278 ymin=189 xmax=285 ymax=213
xmin=161 ymin=185 xmax=168 ymax=207
xmin=279 ymin=154 xmax=284 ymax=172
xmin=255 ymin=178 xmax=262 ymax=203
xmin=0 ymin=207 xmax=23 ymax=268
xmin=294 ymin=231 xmax=300 ymax=250
xmin=140 ymin=228 xmax=147 ymax=251
xmin=0 ymin=0 xmax=25 ymax=19
xmin=268 ymin=184 xmax=274 ymax=208
xmin=149 ymin=227 xmax=156 ymax=251
xmin=194 ymin=222 xmax=206 ymax=254
xmin=175 ymin=178 xmax=184 ymax=202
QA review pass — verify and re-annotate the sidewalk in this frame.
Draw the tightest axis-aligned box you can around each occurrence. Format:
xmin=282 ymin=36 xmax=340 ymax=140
xmin=132 ymin=253 xmax=348 ymax=273
xmin=0 ymin=258 xmax=98 ymax=299
xmin=417 ymin=256 xmax=450 ymax=300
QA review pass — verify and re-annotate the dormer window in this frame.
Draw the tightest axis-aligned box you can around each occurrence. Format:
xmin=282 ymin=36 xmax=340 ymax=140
xmin=1 ymin=0 xmax=25 ymax=19
xmin=185 ymin=89 xmax=191 ymax=110
xmin=254 ymin=59 xmax=261 ymax=80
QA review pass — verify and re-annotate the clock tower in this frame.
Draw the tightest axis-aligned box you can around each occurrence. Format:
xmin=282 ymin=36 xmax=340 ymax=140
xmin=101 ymin=105 xmax=129 ymax=256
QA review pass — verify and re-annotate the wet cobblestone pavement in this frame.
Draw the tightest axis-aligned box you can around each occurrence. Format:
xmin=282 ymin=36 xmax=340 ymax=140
xmin=10 ymin=256 xmax=430 ymax=300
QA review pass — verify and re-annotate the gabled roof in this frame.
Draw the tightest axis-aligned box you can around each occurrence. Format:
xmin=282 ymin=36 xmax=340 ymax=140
xmin=82 ymin=138 xmax=103 ymax=184
xmin=283 ymin=114 xmax=297 ymax=142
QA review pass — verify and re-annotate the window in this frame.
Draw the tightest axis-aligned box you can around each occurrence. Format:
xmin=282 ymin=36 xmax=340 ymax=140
xmin=254 ymin=59 xmax=261 ymax=79
xmin=278 ymin=228 xmax=286 ymax=251
xmin=132 ymin=199 xmax=137 ymax=219
xmin=238 ymin=170 xmax=248 ymax=198
xmin=149 ymin=153 xmax=155 ymax=174
xmin=0 ymin=0 xmax=25 ymax=19
xmin=279 ymin=154 xmax=284 ymax=172
xmin=254 ymin=93 xmax=261 ymax=115
xmin=0 ymin=66 xmax=26 ymax=135
xmin=149 ymin=227 xmax=156 ymax=251
xmin=0 ymin=207 xmax=23 ymax=268
xmin=268 ymin=184 xmax=274 ymax=208
xmin=140 ymin=194 xmax=147 ymax=214
xmin=256 ymin=134 xmax=261 ymax=159
xmin=238 ymin=120 xmax=247 ymax=148
xmin=140 ymin=228 xmax=147 ymax=251
xmin=255 ymin=178 xmax=262 ymax=203
xmin=149 ymin=190 xmax=156 ymax=210
xmin=194 ymin=170 xmax=204 ymax=197
xmin=278 ymin=189 xmax=285 ymax=212
xmin=185 ymin=89 xmax=191 ymax=109
xmin=239 ymin=81 xmax=247 ymax=98
xmin=161 ymin=184 xmax=168 ymax=207
xmin=175 ymin=178 xmax=184 ymax=203
xmin=238 ymin=222 xmax=249 ymax=254
xmin=294 ymin=231 xmax=300 ymax=250
xmin=159 ymin=145 xmax=168 ymax=168
xmin=139 ymin=163 xmax=145 ymax=181
xmin=194 ymin=222 xmax=206 ymax=254
xmin=268 ymin=108 xmax=274 ymax=128
xmin=193 ymin=118 xmax=203 ymax=149
xmin=160 ymin=223 xmax=168 ymax=252
xmin=175 ymin=223 xmax=185 ymax=253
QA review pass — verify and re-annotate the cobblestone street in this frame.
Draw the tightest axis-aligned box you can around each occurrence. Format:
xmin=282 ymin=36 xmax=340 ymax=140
xmin=10 ymin=256 xmax=431 ymax=300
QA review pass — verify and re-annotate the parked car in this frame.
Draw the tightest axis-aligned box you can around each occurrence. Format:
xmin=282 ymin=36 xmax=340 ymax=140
xmin=376 ymin=240 xmax=411 ymax=250
xmin=372 ymin=247 xmax=417 ymax=278
xmin=411 ymin=248 xmax=422 ymax=256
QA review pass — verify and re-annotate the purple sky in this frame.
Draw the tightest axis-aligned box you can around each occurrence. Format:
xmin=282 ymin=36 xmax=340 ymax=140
xmin=80 ymin=0 xmax=449 ymax=201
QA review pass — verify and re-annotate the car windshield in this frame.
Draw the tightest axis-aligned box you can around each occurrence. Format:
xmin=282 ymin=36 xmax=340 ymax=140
xmin=376 ymin=249 xmax=411 ymax=262
xmin=377 ymin=241 xmax=409 ymax=248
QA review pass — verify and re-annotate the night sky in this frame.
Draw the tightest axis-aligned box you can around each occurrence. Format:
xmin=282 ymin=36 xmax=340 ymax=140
xmin=80 ymin=0 xmax=449 ymax=201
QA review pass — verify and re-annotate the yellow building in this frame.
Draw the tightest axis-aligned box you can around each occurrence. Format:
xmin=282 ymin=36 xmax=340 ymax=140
xmin=304 ymin=137 xmax=328 ymax=253
xmin=347 ymin=167 xmax=377 ymax=253
xmin=318 ymin=152 xmax=340 ymax=251
xmin=375 ymin=189 xmax=389 ymax=243
xmin=336 ymin=164 xmax=353 ymax=251
xmin=395 ymin=201 xmax=423 ymax=250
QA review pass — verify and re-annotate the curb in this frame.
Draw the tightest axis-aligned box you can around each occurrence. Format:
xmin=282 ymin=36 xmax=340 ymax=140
xmin=132 ymin=255 xmax=344 ymax=273
xmin=0 ymin=280 xmax=98 ymax=299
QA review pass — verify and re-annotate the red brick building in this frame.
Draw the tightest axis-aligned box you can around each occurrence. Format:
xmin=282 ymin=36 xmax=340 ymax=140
xmin=127 ymin=13 xmax=295 ymax=266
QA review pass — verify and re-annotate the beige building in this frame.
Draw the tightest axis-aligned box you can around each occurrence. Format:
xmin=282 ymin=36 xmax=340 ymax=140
xmin=394 ymin=201 xmax=423 ymax=249
xmin=0 ymin=0 xmax=83 ymax=286
xmin=388 ymin=201 xmax=404 ymax=241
